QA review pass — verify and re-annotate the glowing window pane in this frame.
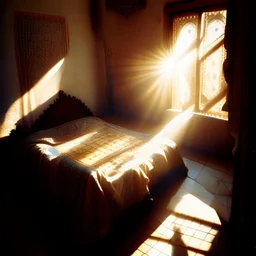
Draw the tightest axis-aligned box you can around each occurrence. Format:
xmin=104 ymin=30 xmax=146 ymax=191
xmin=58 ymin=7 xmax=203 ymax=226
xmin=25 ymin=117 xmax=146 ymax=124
xmin=172 ymin=15 xmax=198 ymax=110
xmin=200 ymin=11 xmax=227 ymax=112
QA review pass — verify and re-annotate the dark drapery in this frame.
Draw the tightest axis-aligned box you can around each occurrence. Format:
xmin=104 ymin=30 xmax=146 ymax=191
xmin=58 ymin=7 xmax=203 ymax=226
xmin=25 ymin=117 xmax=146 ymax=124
xmin=227 ymin=0 xmax=254 ymax=254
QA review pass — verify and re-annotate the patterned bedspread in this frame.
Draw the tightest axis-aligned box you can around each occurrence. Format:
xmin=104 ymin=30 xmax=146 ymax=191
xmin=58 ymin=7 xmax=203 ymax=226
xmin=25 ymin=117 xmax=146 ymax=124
xmin=19 ymin=116 xmax=187 ymax=244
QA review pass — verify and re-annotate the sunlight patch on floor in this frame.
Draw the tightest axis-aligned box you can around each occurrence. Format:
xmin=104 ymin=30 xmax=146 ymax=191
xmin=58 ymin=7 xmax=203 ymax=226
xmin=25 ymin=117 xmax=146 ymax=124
xmin=132 ymin=185 xmax=222 ymax=255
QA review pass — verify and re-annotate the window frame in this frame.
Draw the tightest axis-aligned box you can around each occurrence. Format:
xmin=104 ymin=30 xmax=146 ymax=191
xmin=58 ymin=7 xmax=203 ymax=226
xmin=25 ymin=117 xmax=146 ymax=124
xmin=164 ymin=0 xmax=229 ymax=119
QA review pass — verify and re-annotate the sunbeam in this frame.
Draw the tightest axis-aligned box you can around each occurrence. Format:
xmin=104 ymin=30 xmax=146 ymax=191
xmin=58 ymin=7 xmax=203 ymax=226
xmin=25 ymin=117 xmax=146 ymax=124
xmin=0 ymin=58 xmax=65 ymax=138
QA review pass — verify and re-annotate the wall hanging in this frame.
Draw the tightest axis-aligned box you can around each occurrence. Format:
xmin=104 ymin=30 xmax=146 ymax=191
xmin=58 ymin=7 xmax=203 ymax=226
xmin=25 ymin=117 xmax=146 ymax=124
xmin=106 ymin=0 xmax=146 ymax=17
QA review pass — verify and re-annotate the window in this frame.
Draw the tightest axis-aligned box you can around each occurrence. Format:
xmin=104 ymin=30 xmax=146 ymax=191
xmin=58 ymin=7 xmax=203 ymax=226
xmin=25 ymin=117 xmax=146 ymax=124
xmin=166 ymin=6 xmax=228 ymax=120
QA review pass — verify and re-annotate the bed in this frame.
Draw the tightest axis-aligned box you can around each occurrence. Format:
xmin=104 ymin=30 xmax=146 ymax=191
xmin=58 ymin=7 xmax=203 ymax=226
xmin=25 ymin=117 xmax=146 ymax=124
xmin=10 ymin=91 xmax=188 ymax=245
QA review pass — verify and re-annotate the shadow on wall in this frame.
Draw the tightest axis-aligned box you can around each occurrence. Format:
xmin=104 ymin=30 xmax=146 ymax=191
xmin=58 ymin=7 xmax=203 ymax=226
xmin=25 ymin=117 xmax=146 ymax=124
xmin=89 ymin=0 xmax=102 ymax=36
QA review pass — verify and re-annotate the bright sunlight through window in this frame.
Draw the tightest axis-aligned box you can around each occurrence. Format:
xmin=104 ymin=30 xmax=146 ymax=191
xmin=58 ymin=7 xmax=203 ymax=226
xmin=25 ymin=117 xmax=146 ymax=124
xmin=168 ymin=9 xmax=228 ymax=120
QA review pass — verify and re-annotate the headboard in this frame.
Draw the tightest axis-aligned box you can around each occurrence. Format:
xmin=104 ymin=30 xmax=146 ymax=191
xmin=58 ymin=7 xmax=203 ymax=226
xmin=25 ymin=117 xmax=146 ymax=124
xmin=9 ymin=90 xmax=94 ymax=139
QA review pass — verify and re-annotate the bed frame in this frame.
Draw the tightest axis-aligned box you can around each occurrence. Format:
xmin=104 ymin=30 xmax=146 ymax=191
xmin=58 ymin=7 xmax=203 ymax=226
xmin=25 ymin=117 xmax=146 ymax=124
xmin=8 ymin=90 xmax=188 ymax=247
